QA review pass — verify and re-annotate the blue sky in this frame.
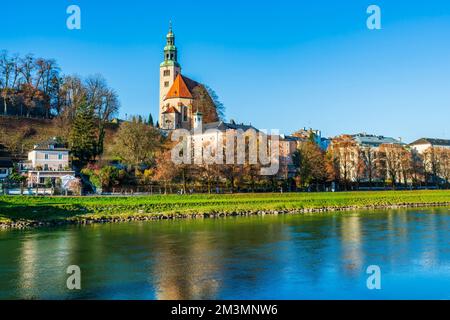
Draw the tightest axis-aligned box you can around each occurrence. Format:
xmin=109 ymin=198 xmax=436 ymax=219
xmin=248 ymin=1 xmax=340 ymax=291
xmin=1 ymin=0 xmax=450 ymax=142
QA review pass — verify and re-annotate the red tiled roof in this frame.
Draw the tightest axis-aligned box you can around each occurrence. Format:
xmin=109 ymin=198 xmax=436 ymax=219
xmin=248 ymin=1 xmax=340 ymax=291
xmin=165 ymin=74 xmax=193 ymax=100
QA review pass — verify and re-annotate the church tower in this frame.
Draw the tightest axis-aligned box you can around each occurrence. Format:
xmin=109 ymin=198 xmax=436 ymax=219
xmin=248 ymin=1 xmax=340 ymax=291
xmin=159 ymin=22 xmax=181 ymax=125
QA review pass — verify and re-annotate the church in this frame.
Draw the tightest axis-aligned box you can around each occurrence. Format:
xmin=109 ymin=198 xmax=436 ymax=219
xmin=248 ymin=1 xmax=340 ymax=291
xmin=158 ymin=24 xmax=219 ymax=131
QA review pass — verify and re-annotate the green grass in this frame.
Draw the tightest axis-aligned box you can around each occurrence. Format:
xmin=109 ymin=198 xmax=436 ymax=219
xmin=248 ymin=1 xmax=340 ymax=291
xmin=1 ymin=190 xmax=450 ymax=225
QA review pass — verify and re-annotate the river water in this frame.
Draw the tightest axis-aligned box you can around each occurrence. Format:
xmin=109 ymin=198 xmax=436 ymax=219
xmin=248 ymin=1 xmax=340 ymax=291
xmin=0 ymin=208 xmax=449 ymax=300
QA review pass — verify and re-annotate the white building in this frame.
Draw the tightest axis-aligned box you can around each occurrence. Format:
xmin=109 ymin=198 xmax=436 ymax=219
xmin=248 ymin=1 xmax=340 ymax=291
xmin=409 ymin=138 xmax=450 ymax=154
xmin=20 ymin=137 xmax=75 ymax=187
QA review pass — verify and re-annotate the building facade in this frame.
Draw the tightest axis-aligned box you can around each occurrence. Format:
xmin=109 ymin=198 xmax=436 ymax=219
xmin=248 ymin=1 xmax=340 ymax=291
xmin=158 ymin=25 xmax=217 ymax=131
xmin=20 ymin=138 xmax=75 ymax=187
xmin=409 ymin=138 xmax=450 ymax=154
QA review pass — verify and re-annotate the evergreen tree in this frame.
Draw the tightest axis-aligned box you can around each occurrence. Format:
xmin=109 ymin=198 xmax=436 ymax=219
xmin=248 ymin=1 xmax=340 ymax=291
xmin=70 ymin=102 xmax=97 ymax=164
xmin=148 ymin=113 xmax=154 ymax=127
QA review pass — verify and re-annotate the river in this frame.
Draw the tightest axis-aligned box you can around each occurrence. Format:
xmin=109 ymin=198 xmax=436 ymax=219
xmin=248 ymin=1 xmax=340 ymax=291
xmin=0 ymin=208 xmax=449 ymax=299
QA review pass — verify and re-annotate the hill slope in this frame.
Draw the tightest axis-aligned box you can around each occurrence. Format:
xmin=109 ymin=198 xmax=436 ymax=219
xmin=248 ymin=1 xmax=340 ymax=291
xmin=0 ymin=116 xmax=119 ymax=160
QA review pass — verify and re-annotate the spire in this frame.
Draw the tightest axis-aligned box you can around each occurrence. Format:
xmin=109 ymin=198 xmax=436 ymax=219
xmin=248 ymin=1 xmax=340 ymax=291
xmin=162 ymin=21 xmax=179 ymax=67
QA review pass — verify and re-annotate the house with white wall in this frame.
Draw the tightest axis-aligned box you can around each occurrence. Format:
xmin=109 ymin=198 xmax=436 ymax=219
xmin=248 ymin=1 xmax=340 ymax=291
xmin=409 ymin=138 xmax=450 ymax=154
xmin=20 ymin=137 xmax=75 ymax=187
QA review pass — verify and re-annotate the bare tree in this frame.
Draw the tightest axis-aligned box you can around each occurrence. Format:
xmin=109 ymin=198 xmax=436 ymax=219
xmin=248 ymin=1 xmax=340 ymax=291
xmin=439 ymin=149 xmax=450 ymax=188
xmin=410 ymin=149 xmax=425 ymax=187
xmin=423 ymin=147 xmax=441 ymax=187
xmin=359 ymin=146 xmax=378 ymax=189
xmin=0 ymin=51 xmax=20 ymax=115
xmin=379 ymin=144 xmax=408 ymax=189
xmin=85 ymin=75 xmax=120 ymax=158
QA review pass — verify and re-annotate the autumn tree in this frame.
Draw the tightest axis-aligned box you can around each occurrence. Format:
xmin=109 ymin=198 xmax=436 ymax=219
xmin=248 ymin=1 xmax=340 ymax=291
xmin=153 ymin=143 xmax=180 ymax=194
xmin=0 ymin=51 xmax=62 ymax=117
xmin=112 ymin=117 xmax=163 ymax=168
xmin=191 ymin=85 xmax=223 ymax=123
xmin=293 ymin=141 xmax=327 ymax=190
xmin=329 ymin=135 xmax=359 ymax=190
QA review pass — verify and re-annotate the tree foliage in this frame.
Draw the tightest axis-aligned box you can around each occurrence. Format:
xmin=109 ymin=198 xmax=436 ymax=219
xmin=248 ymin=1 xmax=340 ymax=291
xmin=69 ymin=102 xmax=97 ymax=164
xmin=112 ymin=116 xmax=163 ymax=168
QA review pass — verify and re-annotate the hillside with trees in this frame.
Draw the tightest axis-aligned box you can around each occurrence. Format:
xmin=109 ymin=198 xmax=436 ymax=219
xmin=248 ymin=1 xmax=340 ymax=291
xmin=0 ymin=50 xmax=121 ymax=161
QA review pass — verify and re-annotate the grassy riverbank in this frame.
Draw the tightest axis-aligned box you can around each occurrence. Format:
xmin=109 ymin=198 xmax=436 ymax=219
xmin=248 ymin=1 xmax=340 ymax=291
xmin=1 ymin=190 xmax=450 ymax=228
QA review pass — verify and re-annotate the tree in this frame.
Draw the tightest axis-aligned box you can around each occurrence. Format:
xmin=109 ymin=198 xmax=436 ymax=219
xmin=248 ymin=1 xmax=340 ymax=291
xmin=69 ymin=102 xmax=97 ymax=164
xmin=8 ymin=171 xmax=27 ymax=195
xmin=205 ymin=85 xmax=225 ymax=121
xmin=293 ymin=141 xmax=327 ymax=190
xmin=58 ymin=75 xmax=86 ymax=120
xmin=191 ymin=85 xmax=221 ymax=123
xmin=439 ymin=148 xmax=450 ymax=187
xmin=99 ymin=166 xmax=120 ymax=189
xmin=0 ymin=51 xmax=20 ymax=115
xmin=243 ymin=163 xmax=262 ymax=192
xmin=153 ymin=144 xmax=179 ymax=194
xmin=85 ymin=75 xmax=119 ymax=158
xmin=329 ymin=135 xmax=359 ymax=190
xmin=423 ymin=147 xmax=442 ymax=187
xmin=0 ymin=51 xmax=63 ymax=118
xmin=359 ymin=146 xmax=378 ymax=188
xmin=379 ymin=144 xmax=408 ymax=188
xmin=112 ymin=118 xmax=162 ymax=168
xmin=410 ymin=150 xmax=425 ymax=187
xmin=325 ymin=150 xmax=340 ymax=187
xmin=219 ymin=164 xmax=244 ymax=193
xmin=148 ymin=113 xmax=154 ymax=127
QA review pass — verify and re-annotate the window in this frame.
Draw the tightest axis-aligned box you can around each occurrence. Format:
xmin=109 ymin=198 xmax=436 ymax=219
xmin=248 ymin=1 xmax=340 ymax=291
xmin=44 ymin=164 xmax=49 ymax=171
xmin=182 ymin=106 xmax=188 ymax=122
xmin=164 ymin=81 xmax=170 ymax=87
xmin=44 ymin=153 xmax=49 ymax=160
xmin=164 ymin=70 xmax=170 ymax=77
xmin=58 ymin=153 xmax=63 ymax=160
xmin=0 ymin=169 xmax=7 ymax=175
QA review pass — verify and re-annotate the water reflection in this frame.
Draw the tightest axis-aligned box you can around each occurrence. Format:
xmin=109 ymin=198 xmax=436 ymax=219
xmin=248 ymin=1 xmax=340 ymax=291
xmin=0 ymin=208 xmax=450 ymax=299
xmin=339 ymin=215 xmax=363 ymax=275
